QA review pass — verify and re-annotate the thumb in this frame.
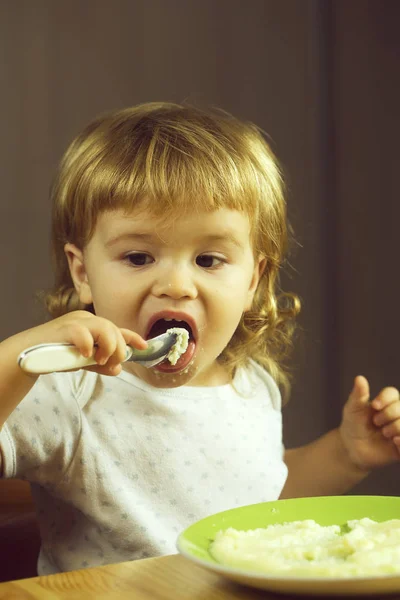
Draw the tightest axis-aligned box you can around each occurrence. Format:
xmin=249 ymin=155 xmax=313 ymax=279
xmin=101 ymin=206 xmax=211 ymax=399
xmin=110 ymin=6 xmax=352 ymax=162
xmin=347 ymin=375 xmax=370 ymax=413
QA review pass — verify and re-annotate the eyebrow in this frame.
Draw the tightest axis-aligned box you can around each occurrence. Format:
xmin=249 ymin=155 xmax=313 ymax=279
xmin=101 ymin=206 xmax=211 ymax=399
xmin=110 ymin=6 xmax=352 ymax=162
xmin=105 ymin=231 xmax=244 ymax=249
xmin=198 ymin=233 xmax=244 ymax=249
xmin=105 ymin=233 xmax=156 ymax=247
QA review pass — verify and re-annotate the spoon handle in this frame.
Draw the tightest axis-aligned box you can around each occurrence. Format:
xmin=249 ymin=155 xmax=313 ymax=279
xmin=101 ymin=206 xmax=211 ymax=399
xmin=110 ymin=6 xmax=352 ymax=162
xmin=18 ymin=343 xmax=133 ymax=374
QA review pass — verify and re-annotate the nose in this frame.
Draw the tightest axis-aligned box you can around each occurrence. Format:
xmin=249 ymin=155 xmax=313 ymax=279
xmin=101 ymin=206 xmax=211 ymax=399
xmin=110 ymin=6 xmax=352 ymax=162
xmin=152 ymin=264 xmax=197 ymax=300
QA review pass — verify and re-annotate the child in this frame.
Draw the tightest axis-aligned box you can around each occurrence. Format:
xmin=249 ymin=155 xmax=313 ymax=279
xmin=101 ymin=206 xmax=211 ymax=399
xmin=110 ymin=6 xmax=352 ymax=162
xmin=0 ymin=102 xmax=399 ymax=576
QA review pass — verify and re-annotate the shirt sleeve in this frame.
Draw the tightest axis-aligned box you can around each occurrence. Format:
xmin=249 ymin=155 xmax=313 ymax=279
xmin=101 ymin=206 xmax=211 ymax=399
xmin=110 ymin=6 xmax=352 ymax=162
xmin=0 ymin=372 xmax=83 ymax=485
xmin=248 ymin=359 xmax=283 ymax=411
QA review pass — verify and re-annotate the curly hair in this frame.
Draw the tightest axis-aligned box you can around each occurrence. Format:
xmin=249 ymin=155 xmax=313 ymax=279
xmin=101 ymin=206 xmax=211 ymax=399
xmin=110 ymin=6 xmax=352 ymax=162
xmin=44 ymin=102 xmax=300 ymax=398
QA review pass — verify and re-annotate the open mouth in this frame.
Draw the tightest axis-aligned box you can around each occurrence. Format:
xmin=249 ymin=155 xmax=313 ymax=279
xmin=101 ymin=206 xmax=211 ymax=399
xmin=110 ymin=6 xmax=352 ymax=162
xmin=146 ymin=318 xmax=196 ymax=372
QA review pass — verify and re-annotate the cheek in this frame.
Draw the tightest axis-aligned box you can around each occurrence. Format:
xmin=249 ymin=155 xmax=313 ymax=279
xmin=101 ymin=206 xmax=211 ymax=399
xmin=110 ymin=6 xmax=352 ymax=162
xmin=215 ymin=270 xmax=255 ymax=305
xmin=89 ymin=280 xmax=132 ymax=317
xmin=218 ymin=264 xmax=254 ymax=291
xmin=210 ymin=289 xmax=248 ymax=333
xmin=210 ymin=272 xmax=251 ymax=312
xmin=88 ymin=262 xmax=131 ymax=297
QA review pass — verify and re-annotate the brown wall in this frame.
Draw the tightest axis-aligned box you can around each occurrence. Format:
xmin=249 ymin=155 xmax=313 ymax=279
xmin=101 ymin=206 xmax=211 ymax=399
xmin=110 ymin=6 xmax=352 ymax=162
xmin=327 ymin=0 xmax=400 ymax=493
xmin=0 ymin=0 xmax=399 ymax=494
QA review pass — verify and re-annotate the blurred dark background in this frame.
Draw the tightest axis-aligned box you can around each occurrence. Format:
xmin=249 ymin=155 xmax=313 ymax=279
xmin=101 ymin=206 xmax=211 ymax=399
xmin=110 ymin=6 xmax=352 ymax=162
xmin=0 ymin=0 xmax=399 ymax=495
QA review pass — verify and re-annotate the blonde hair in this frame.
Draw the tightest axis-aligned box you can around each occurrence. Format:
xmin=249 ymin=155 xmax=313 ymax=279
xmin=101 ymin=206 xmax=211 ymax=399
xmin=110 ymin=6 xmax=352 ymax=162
xmin=45 ymin=102 xmax=300 ymax=397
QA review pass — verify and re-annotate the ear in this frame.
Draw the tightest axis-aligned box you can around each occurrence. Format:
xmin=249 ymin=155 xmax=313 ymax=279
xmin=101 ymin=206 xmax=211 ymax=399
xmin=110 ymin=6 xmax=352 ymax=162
xmin=64 ymin=243 xmax=93 ymax=305
xmin=244 ymin=256 xmax=267 ymax=312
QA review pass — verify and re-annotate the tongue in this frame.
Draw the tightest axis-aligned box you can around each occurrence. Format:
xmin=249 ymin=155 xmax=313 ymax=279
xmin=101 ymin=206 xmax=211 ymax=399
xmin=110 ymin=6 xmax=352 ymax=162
xmin=155 ymin=338 xmax=196 ymax=373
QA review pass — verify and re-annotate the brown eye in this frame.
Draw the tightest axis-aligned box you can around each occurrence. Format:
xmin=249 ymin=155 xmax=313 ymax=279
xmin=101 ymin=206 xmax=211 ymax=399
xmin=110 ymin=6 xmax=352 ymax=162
xmin=196 ymin=255 xmax=222 ymax=268
xmin=126 ymin=253 xmax=153 ymax=266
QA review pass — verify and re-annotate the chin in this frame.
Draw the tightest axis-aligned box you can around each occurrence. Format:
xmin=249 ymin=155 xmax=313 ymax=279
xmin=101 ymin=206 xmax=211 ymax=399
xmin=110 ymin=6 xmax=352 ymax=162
xmin=134 ymin=362 xmax=200 ymax=389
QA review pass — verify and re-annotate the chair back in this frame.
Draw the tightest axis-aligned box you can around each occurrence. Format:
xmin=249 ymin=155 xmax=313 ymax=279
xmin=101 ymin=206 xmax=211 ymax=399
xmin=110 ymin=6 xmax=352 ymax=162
xmin=0 ymin=480 xmax=41 ymax=582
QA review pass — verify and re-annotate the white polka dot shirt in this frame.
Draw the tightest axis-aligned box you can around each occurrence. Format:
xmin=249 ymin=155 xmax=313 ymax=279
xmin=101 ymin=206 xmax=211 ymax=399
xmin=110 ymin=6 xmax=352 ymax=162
xmin=0 ymin=360 xmax=287 ymax=575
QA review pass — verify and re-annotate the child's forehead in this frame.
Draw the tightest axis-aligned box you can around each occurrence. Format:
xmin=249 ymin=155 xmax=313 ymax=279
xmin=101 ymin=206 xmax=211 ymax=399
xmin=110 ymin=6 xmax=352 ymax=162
xmin=93 ymin=206 xmax=252 ymax=244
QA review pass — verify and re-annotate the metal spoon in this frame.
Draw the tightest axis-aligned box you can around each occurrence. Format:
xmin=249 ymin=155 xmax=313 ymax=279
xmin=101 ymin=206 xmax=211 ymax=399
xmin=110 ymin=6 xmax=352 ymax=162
xmin=18 ymin=331 xmax=178 ymax=375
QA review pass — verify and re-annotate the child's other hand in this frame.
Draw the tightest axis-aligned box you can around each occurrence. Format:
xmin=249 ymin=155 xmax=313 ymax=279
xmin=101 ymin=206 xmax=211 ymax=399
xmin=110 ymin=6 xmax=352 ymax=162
xmin=339 ymin=375 xmax=400 ymax=472
xmin=37 ymin=310 xmax=147 ymax=377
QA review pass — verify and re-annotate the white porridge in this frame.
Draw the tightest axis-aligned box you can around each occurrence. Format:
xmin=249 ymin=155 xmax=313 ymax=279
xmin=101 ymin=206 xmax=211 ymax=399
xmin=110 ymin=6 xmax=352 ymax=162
xmin=210 ymin=518 xmax=400 ymax=577
xmin=166 ymin=327 xmax=189 ymax=365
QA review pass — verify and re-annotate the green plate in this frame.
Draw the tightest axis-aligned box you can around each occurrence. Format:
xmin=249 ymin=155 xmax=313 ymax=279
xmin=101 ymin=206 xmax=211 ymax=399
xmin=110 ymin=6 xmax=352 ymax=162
xmin=177 ymin=496 xmax=400 ymax=596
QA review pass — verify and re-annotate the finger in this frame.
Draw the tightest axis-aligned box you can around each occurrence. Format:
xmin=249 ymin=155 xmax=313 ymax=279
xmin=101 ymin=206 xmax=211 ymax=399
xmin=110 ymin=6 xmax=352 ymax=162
xmin=381 ymin=418 xmax=400 ymax=439
xmin=347 ymin=375 xmax=370 ymax=412
xmin=65 ymin=323 xmax=96 ymax=358
xmin=92 ymin=322 xmax=120 ymax=365
xmin=104 ymin=328 xmax=131 ymax=369
xmin=120 ymin=329 xmax=148 ymax=350
xmin=393 ymin=437 xmax=400 ymax=457
xmin=94 ymin=327 xmax=146 ymax=369
xmin=371 ymin=387 xmax=400 ymax=410
xmin=86 ymin=363 xmax=122 ymax=377
xmin=101 ymin=329 xmax=147 ymax=370
xmin=373 ymin=398 xmax=400 ymax=427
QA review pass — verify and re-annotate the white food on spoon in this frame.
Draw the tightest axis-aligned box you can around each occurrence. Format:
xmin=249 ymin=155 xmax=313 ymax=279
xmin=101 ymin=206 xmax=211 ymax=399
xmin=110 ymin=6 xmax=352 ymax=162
xmin=166 ymin=327 xmax=189 ymax=365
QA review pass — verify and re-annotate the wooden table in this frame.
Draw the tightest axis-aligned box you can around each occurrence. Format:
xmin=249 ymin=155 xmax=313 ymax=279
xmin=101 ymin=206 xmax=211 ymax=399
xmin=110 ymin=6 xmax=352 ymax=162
xmin=1 ymin=553 xmax=400 ymax=600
